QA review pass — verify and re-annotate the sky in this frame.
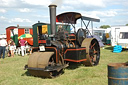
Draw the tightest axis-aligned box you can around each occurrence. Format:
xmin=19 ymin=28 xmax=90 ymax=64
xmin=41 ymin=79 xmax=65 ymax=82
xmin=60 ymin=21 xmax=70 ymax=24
xmin=0 ymin=0 xmax=128 ymax=34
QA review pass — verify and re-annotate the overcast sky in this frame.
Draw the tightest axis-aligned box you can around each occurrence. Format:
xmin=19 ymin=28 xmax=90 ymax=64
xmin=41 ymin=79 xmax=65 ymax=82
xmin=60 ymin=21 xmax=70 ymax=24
xmin=0 ymin=0 xmax=128 ymax=34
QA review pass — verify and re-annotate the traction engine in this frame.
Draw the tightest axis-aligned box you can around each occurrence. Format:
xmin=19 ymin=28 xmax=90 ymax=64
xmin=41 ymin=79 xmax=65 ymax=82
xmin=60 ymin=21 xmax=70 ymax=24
xmin=26 ymin=5 xmax=100 ymax=78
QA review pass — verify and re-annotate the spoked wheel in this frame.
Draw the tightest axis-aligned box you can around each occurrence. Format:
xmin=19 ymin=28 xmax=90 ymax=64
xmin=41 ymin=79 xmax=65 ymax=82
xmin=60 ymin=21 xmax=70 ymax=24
xmin=81 ymin=38 xmax=100 ymax=66
xmin=27 ymin=52 xmax=65 ymax=78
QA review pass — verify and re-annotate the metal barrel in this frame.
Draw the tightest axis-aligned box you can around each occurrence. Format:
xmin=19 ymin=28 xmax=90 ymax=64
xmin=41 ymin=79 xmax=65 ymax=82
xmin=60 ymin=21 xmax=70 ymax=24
xmin=108 ymin=63 xmax=128 ymax=85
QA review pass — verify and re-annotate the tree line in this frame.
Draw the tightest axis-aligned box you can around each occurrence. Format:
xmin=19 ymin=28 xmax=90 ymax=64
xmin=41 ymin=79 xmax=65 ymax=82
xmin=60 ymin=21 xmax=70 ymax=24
xmin=100 ymin=24 xmax=128 ymax=29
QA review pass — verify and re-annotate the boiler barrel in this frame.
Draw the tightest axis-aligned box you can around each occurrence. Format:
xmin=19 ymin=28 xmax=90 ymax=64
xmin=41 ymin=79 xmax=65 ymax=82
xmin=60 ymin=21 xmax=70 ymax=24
xmin=108 ymin=63 xmax=128 ymax=85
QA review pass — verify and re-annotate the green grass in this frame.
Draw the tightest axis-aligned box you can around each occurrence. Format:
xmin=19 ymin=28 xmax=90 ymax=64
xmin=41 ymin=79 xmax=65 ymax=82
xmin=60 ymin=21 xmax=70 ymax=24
xmin=0 ymin=45 xmax=128 ymax=85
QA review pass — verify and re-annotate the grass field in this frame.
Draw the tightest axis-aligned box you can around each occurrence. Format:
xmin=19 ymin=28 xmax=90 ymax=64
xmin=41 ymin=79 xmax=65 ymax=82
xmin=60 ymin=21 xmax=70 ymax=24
xmin=0 ymin=46 xmax=128 ymax=85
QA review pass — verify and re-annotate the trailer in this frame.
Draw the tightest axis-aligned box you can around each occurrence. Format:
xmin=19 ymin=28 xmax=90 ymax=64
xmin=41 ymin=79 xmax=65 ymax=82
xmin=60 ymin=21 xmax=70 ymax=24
xmin=111 ymin=26 xmax=128 ymax=48
xmin=88 ymin=28 xmax=106 ymax=43
xmin=6 ymin=26 xmax=33 ymax=46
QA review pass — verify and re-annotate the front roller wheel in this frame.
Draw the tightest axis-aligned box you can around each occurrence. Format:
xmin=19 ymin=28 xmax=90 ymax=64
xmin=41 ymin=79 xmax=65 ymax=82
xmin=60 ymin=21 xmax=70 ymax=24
xmin=81 ymin=38 xmax=100 ymax=66
xmin=27 ymin=52 xmax=65 ymax=78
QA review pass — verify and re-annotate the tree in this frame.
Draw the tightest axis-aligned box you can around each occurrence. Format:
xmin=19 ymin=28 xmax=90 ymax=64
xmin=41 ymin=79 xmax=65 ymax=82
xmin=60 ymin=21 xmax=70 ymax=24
xmin=126 ymin=24 xmax=128 ymax=26
xmin=100 ymin=25 xmax=110 ymax=29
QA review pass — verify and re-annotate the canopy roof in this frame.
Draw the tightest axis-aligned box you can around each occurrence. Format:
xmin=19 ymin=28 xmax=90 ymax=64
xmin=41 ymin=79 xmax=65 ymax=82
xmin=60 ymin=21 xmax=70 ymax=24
xmin=56 ymin=12 xmax=100 ymax=24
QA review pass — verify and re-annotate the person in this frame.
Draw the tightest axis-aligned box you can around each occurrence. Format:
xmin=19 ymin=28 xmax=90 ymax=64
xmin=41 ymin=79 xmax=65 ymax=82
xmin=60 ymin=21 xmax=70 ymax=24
xmin=7 ymin=38 xmax=13 ymax=57
xmin=19 ymin=37 xmax=27 ymax=56
xmin=25 ymin=43 xmax=32 ymax=55
xmin=9 ymin=40 xmax=16 ymax=57
xmin=0 ymin=37 xmax=7 ymax=59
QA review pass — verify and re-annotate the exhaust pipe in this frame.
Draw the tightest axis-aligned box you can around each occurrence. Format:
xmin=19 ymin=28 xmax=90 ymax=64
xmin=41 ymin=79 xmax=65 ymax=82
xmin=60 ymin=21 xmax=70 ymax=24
xmin=49 ymin=5 xmax=57 ymax=35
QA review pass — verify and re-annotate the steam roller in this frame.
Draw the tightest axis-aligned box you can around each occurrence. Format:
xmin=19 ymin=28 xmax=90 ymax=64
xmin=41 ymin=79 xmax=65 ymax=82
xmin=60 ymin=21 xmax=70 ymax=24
xmin=25 ymin=4 xmax=101 ymax=78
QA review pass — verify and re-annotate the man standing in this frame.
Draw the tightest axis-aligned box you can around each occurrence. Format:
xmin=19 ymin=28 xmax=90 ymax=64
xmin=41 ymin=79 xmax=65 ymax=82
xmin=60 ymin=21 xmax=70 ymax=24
xmin=19 ymin=37 xmax=27 ymax=56
xmin=0 ymin=37 xmax=7 ymax=59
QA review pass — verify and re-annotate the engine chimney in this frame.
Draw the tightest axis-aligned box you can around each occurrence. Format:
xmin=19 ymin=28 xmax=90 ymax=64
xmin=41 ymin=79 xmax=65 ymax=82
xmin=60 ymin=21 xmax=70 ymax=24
xmin=49 ymin=5 xmax=57 ymax=35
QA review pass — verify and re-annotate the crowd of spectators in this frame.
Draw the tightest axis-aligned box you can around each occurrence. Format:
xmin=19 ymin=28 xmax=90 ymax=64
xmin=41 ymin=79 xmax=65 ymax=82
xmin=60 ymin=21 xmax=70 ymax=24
xmin=0 ymin=37 xmax=31 ymax=59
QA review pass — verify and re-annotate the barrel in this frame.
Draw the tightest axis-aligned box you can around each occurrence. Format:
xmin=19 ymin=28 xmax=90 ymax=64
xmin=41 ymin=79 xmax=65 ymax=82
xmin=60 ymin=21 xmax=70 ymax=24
xmin=108 ymin=63 xmax=128 ymax=85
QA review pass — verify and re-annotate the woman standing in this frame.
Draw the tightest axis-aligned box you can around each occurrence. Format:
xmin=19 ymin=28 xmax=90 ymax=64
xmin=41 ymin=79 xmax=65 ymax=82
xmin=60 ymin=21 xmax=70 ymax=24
xmin=19 ymin=37 xmax=27 ymax=56
xmin=9 ymin=40 xmax=15 ymax=57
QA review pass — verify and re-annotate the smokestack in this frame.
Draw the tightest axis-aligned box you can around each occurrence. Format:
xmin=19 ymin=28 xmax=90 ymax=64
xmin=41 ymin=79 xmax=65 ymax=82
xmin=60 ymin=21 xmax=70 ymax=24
xmin=49 ymin=5 xmax=57 ymax=35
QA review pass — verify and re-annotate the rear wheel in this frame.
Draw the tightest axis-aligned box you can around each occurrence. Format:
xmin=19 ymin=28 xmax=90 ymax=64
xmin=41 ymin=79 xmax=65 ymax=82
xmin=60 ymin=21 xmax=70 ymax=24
xmin=81 ymin=38 xmax=100 ymax=66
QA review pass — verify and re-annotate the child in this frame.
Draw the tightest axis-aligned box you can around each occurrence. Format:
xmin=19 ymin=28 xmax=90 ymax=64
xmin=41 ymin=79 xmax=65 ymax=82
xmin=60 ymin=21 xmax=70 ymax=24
xmin=9 ymin=40 xmax=15 ymax=57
